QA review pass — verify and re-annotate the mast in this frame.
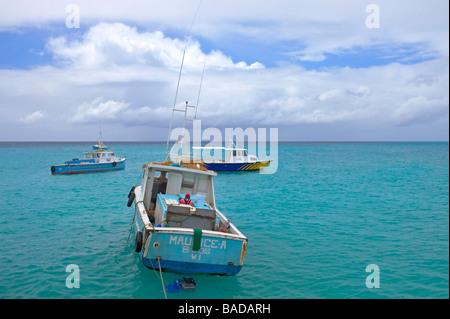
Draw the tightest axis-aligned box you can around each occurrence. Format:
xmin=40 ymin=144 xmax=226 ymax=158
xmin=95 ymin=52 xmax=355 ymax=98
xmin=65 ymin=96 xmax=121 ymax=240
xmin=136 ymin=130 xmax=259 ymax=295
xmin=195 ymin=57 xmax=207 ymax=120
xmin=165 ymin=101 xmax=196 ymax=163
xmin=98 ymin=120 xmax=102 ymax=145
xmin=164 ymin=0 xmax=204 ymax=163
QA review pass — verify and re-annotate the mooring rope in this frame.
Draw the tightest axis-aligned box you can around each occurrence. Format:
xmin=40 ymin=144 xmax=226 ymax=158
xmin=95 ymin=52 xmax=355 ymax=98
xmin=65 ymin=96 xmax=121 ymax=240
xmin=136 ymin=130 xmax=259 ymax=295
xmin=146 ymin=221 xmax=168 ymax=299
xmin=157 ymin=256 xmax=167 ymax=299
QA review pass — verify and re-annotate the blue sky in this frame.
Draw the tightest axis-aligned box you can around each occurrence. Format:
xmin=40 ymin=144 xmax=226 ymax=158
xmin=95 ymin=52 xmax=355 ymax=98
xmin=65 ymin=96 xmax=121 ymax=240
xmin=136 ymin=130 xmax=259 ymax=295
xmin=1 ymin=28 xmax=55 ymax=69
xmin=0 ymin=0 xmax=448 ymax=141
xmin=0 ymin=22 xmax=439 ymax=70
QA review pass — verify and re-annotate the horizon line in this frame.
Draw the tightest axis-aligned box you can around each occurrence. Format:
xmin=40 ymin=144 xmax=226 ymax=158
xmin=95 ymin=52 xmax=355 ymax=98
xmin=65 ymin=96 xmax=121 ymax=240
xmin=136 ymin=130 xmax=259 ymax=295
xmin=0 ymin=140 xmax=448 ymax=143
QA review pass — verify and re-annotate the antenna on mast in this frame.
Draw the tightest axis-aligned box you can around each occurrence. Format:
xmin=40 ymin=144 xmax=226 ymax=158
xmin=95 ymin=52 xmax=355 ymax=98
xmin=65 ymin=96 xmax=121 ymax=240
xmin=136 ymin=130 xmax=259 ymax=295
xmin=165 ymin=0 xmax=204 ymax=159
xmin=98 ymin=120 xmax=102 ymax=144
xmin=195 ymin=57 xmax=207 ymax=120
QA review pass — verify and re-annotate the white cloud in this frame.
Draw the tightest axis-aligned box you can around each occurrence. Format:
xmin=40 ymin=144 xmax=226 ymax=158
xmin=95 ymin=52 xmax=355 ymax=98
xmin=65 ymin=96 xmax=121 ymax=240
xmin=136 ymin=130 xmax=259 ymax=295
xmin=0 ymin=10 xmax=448 ymax=141
xmin=17 ymin=110 xmax=45 ymax=124
xmin=391 ymin=95 xmax=449 ymax=126
xmin=67 ymin=96 xmax=175 ymax=127
xmin=70 ymin=98 xmax=131 ymax=124
xmin=194 ymin=58 xmax=448 ymax=129
xmin=297 ymin=53 xmax=327 ymax=62
xmin=47 ymin=22 xmax=263 ymax=71
xmin=1 ymin=0 xmax=447 ymax=60
xmin=2 ymin=32 xmax=448 ymax=139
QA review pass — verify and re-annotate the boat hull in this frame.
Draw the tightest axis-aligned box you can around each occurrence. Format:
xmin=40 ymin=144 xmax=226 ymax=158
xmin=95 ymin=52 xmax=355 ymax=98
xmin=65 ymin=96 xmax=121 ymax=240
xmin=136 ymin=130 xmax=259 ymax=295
xmin=133 ymin=183 xmax=247 ymax=276
xmin=138 ymin=229 xmax=246 ymax=276
xmin=51 ymin=159 xmax=125 ymax=175
xmin=203 ymin=160 xmax=271 ymax=171
xmin=132 ymin=164 xmax=247 ymax=276
xmin=142 ymin=257 xmax=242 ymax=276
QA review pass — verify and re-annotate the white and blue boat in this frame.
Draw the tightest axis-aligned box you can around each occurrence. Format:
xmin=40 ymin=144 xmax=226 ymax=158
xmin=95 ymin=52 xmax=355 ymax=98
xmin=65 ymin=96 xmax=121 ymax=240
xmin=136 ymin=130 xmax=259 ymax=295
xmin=51 ymin=142 xmax=126 ymax=175
xmin=128 ymin=161 xmax=248 ymax=275
xmin=127 ymin=35 xmax=248 ymax=275
xmin=193 ymin=140 xmax=271 ymax=172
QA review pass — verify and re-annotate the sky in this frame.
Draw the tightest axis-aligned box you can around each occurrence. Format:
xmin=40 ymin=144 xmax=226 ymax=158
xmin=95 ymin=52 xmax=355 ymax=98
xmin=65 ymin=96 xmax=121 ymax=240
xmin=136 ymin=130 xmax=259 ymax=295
xmin=0 ymin=0 xmax=448 ymax=141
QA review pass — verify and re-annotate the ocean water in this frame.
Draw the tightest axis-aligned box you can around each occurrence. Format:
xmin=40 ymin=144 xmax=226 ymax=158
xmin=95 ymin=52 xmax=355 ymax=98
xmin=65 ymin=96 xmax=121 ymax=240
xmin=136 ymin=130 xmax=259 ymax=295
xmin=0 ymin=142 xmax=448 ymax=299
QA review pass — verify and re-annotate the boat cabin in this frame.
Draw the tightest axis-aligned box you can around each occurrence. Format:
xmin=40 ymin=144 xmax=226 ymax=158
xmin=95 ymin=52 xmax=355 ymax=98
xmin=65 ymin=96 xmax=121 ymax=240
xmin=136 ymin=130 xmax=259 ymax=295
xmin=84 ymin=150 xmax=120 ymax=163
xmin=193 ymin=146 xmax=259 ymax=163
xmin=226 ymin=148 xmax=258 ymax=163
xmin=139 ymin=162 xmax=234 ymax=233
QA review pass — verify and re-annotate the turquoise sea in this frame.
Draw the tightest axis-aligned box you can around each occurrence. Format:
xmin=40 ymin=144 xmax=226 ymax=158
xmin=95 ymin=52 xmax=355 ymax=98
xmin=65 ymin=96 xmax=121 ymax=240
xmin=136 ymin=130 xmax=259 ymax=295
xmin=0 ymin=142 xmax=448 ymax=299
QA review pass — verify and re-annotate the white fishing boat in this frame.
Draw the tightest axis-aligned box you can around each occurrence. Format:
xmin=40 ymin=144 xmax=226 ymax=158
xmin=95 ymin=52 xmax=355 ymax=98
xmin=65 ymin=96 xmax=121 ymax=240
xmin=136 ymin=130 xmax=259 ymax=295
xmin=127 ymin=106 xmax=248 ymax=275
xmin=127 ymin=24 xmax=248 ymax=275
xmin=128 ymin=161 xmax=248 ymax=275
xmin=193 ymin=140 xmax=271 ymax=171
xmin=51 ymin=141 xmax=125 ymax=175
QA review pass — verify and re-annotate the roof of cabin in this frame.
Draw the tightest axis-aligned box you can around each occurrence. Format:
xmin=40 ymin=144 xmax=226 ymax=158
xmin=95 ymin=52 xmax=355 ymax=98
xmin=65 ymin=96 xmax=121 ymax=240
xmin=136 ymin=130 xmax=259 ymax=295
xmin=143 ymin=161 xmax=216 ymax=176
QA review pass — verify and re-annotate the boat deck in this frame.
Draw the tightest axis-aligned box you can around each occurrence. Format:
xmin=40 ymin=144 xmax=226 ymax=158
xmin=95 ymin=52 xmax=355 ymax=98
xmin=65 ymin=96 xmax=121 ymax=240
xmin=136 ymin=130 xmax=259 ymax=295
xmin=144 ymin=192 xmax=231 ymax=233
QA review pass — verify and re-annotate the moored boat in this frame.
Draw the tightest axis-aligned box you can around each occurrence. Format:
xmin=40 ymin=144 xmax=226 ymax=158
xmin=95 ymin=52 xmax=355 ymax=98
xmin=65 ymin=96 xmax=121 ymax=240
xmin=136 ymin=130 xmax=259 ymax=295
xmin=127 ymin=28 xmax=248 ymax=275
xmin=193 ymin=140 xmax=271 ymax=171
xmin=51 ymin=143 xmax=125 ymax=175
xmin=129 ymin=161 xmax=248 ymax=275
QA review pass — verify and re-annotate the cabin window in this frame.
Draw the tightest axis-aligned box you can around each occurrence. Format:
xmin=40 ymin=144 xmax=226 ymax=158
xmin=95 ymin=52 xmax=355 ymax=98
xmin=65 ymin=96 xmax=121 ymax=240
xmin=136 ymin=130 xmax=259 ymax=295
xmin=233 ymin=150 xmax=237 ymax=156
xmin=181 ymin=176 xmax=195 ymax=191
xmin=244 ymin=150 xmax=248 ymax=156
xmin=196 ymin=175 xmax=210 ymax=195
xmin=166 ymin=172 xmax=183 ymax=195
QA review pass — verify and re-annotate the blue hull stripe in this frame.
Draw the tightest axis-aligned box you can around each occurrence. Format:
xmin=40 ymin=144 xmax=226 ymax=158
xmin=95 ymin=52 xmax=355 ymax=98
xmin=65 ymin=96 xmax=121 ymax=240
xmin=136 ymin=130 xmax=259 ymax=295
xmin=142 ymin=257 xmax=242 ymax=276
xmin=52 ymin=160 xmax=125 ymax=175
xmin=204 ymin=161 xmax=267 ymax=171
xmin=204 ymin=162 xmax=246 ymax=171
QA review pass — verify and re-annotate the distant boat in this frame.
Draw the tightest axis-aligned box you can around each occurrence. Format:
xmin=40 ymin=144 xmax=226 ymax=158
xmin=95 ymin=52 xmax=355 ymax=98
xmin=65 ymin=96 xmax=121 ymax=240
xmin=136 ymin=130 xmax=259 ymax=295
xmin=92 ymin=141 xmax=109 ymax=151
xmin=193 ymin=140 xmax=271 ymax=171
xmin=51 ymin=142 xmax=126 ymax=175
